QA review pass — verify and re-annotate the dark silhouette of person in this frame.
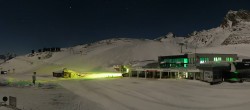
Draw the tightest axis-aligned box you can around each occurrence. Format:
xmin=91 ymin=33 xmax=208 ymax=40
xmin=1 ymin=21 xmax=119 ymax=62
xmin=32 ymin=72 xmax=36 ymax=86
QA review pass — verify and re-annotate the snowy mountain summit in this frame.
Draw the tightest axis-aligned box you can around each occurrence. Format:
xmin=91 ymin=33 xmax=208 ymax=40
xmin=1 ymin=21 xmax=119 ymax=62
xmin=187 ymin=10 xmax=250 ymax=47
xmin=221 ymin=10 xmax=250 ymax=28
xmin=154 ymin=32 xmax=185 ymax=46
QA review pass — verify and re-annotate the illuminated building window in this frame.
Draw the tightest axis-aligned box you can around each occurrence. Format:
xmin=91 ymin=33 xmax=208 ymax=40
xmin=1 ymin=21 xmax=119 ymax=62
xmin=184 ymin=58 xmax=188 ymax=68
xmin=184 ymin=58 xmax=188 ymax=63
xmin=161 ymin=57 xmax=189 ymax=68
xmin=214 ymin=57 xmax=222 ymax=61
xmin=226 ymin=57 xmax=234 ymax=62
xmin=230 ymin=57 xmax=234 ymax=61
xmin=205 ymin=58 xmax=209 ymax=62
xmin=200 ymin=58 xmax=204 ymax=63
xmin=218 ymin=57 xmax=222 ymax=61
xmin=200 ymin=57 xmax=209 ymax=63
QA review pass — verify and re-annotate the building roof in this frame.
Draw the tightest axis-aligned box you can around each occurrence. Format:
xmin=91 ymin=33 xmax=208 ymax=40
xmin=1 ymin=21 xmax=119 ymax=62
xmin=158 ymin=54 xmax=188 ymax=59
xmin=188 ymin=53 xmax=237 ymax=56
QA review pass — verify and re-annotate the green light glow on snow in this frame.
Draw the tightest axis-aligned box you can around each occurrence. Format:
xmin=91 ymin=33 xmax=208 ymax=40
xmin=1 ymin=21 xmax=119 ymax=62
xmin=229 ymin=78 xmax=239 ymax=81
xmin=234 ymin=71 xmax=238 ymax=74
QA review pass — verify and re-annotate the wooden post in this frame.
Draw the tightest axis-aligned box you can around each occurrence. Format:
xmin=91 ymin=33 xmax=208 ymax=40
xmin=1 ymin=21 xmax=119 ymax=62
xmin=129 ymin=71 xmax=131 ymax=78
xmin=178 ymin=71 xmax=180 ymax=79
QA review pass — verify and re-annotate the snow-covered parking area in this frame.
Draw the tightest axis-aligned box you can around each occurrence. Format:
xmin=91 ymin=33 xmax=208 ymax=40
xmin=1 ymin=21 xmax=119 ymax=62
xmin=1 ymin=77 xmax=250 ymax=110
xmin=59 ymin=78 xmax=250 ymax=110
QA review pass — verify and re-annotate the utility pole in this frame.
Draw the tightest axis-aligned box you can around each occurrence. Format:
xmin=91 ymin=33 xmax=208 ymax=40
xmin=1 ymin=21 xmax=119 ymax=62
xmin=195 ymin=44 xmax=197 ymax=53
xmin=184 ymin=41 xmax=188 ymax=49
xmin=179 ymin=43 xmax=184 ymax=53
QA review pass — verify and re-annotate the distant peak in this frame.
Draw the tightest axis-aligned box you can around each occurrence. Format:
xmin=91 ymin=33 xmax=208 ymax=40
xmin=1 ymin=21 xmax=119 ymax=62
xmin=154 ymin=32 xmax=176 ymax=41
xmin=221 ymin=9 xmax=250 ymax=28
xmin=166 ymin=32 xmax=176 ymax=38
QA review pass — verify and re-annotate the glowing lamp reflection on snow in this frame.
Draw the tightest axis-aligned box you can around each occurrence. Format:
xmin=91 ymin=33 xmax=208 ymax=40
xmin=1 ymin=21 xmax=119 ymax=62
xmin=85 ymin=73 xmax=122 ymax=79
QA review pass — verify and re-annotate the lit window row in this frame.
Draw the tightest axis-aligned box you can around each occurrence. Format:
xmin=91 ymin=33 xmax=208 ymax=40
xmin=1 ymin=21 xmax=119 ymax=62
xmin=163 ymin=58 xmax=189 ymax=63
xmin=214 ymin=57 xmax=222 ymax=62
xmin=200 ymin=57 xmax=209 ymax=64
xmin=226 ymin=57 xmax=234 ymax=62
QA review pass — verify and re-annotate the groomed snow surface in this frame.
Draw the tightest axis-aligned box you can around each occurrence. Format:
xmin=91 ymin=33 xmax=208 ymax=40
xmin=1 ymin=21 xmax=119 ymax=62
xmin=60 ymin=78 xmax=250 ymax=110
xmin=1 ymin=78 xmax=250 ymax=110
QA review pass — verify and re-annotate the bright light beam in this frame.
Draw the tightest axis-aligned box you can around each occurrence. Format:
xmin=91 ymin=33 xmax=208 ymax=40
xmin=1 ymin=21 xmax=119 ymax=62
xmin=84 ymin=73 xmax=122 ymax=79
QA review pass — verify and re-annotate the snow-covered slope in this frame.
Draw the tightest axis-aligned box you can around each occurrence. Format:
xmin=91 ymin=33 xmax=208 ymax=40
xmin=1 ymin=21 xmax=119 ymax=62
xmin=0 ymin=38 xmax=181 ymax=74
xmin=51 ymin=38 xmax=181 ymax=72
xmin=187 ymin=10 xmax=250 ymax=47
xmin=0 ymin=59 xmax=4 ymax=64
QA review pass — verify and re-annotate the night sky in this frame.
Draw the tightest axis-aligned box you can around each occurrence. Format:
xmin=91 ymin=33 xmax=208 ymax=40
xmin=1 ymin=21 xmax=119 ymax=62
xmin=0 ymin=0 xmax=250 ymax=55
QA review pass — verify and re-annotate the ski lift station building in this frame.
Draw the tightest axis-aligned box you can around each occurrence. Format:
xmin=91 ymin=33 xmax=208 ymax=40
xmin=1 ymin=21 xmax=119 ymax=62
xmin=130 ymin=53 xmax=250 ymax=83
